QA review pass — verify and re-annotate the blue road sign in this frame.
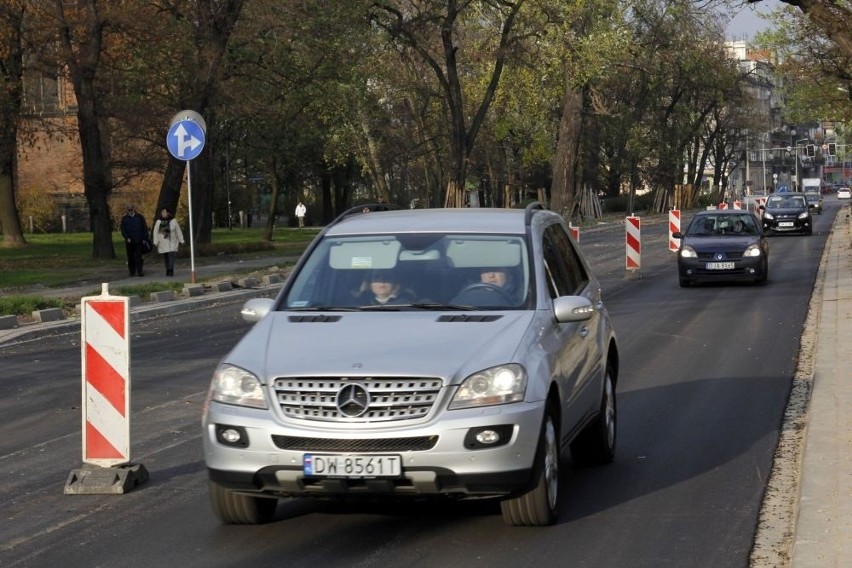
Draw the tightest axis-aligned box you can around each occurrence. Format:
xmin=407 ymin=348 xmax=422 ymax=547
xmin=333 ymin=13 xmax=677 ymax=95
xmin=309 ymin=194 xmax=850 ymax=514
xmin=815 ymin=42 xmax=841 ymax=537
xmin=167 ymin=120 xmax=206 ymax=161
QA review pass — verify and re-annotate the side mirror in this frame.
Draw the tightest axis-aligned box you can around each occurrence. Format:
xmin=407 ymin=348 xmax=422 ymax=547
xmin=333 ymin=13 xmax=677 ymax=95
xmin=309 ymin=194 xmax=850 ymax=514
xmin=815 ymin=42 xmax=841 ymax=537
xmin=553 ymin=296 xmax=594 ymax=323
xmin=241 ymin=298 xmax=274 ymax=323
xmin=672 ymin=231 xmax=684 ymax=239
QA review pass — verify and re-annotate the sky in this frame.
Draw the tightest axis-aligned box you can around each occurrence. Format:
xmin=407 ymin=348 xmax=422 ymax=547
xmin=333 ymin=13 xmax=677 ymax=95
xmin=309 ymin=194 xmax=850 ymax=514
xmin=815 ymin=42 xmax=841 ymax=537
xmin=725 ymin=0 xmax=781 ymax=40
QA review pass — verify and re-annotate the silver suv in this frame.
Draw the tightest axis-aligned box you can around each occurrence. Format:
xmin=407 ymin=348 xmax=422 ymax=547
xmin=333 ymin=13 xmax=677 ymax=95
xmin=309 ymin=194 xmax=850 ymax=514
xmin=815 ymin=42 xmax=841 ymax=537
xmin=202 ymin=203 xmax=619 ymax=526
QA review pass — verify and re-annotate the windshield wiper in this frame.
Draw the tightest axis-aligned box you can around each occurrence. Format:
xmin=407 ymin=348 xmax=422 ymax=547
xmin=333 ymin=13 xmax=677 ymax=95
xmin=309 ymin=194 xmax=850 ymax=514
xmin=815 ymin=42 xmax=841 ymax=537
xmin=407 ymin=302 xmax=477 ymax=311
xmin=288 ymin=306 xmax=360 ymax=312
xmin=354 ymin=302 xmax=478 ymax=311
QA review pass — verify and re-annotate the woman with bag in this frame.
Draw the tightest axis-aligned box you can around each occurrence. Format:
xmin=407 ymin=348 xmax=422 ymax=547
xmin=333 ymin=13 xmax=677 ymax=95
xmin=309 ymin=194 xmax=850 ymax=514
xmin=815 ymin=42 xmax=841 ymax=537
xmin=152 ymin=207 xmax=185 ymax=276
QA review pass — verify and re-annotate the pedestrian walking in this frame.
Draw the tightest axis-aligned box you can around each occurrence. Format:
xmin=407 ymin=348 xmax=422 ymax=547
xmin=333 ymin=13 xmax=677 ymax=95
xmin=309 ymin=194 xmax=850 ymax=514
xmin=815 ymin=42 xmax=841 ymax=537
xmin=120 ymin=205 xmax=149 ymax=277
xmin=295 ymin=201 xmax=306 ymax=228
xmin=152 ymin=207 xmax=185 ymax=276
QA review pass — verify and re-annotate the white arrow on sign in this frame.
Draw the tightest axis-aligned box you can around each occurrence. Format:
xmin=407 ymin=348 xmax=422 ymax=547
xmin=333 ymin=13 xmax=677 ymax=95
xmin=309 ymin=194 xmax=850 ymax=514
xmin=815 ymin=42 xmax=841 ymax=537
xmin=172 ymin=123 xmax=203 ymax=158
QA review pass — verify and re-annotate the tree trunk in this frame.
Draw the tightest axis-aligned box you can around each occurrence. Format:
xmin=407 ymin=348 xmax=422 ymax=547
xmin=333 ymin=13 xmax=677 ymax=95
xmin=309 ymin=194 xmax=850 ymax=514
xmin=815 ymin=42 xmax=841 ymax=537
xmin=157 ymin=157 xmax=187 ymax=227
xmin=550 ymin=83 xmax=584 ymax=218
xmin=155 ymin=0 xmax=245 ymax=241
xmin=0 ymin=2 xmax=26 ymax=247
xmin=0 ymin=169 xmax=26 ymax=247
xmin=56 ymin=0 xmax=116 ymax=260
xmin=263 ymin=155 xmax=280 ymax=242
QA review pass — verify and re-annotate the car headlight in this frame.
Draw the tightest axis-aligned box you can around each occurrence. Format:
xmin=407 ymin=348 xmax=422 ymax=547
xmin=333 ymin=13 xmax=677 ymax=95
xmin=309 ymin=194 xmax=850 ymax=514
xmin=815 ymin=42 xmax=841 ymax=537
xmin=798 ymin=211 xmax=809 ymax=220
xmin=679 ymin=245 xmax=697 ymax=259
xmin=209 ymin=365 xmax=268 ymax=409
xmin=449 ymin=364 xmax=527 ymax=409
xmin=763 ymin=212 xmax=774 ymax=220
xmin=743 ymin=244 xmax=762 ymax=257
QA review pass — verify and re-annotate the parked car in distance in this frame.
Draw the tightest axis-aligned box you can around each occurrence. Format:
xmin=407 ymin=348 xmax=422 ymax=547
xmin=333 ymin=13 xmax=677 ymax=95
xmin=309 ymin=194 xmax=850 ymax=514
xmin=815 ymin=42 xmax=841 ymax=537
xmin=761 ymin=192 xmax=812 ymax=235
xmin=673 ymin=210 xmax=768 ymax=287
xmin=202 ymin=202 xmax=620 ymax=527
xmin=838 ymin=186 xmax=851 ymax=199
xmin=804 ymin=191 xmax=824 ymax=214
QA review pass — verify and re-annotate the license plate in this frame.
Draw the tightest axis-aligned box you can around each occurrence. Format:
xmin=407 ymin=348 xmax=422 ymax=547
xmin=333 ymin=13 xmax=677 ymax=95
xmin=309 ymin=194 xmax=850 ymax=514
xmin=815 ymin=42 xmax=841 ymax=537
xmin=778 ymin=221 xmax=794 ymax=227
xmin=706 ymin=262 xmax=734 ymax=270
xmin=304 ymin=454 xmax=402 ymax=478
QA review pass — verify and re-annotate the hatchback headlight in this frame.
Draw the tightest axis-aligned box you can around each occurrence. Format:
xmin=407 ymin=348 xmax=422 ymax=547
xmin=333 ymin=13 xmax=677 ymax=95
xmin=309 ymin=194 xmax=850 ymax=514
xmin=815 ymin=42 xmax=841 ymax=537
xmin=743 ymin=244 xmax=762 ymax=257
xmin=763 ymin=212 xmax=774 ymax=220
xmin=679 ymin=245 xmax=697 ymax=259
xmin=209 ymin=365 xmax=268 ymax=409
xmin=798 ymin=211 xmax=809 ymax=220
xmin=449 ymin=364 xmax=527 ymax=409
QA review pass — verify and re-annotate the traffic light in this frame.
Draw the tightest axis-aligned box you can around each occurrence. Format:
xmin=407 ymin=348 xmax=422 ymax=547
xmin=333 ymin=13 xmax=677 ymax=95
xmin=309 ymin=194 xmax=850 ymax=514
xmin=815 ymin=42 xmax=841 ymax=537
xmin=806 ymin=144 xmax=815 ymax=157
xmin=828 ymin=143 xmax=837 ymax=156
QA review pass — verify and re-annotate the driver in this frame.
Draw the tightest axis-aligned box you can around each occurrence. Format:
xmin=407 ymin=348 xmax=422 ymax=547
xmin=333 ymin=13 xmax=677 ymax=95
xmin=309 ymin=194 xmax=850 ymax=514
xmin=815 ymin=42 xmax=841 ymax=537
xmin=480 ymin=267 xmax=509 ymax=288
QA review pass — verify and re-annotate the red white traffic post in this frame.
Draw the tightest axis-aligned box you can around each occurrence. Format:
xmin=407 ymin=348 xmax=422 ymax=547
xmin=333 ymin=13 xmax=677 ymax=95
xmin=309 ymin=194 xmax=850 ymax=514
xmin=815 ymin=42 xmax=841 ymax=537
xmin=625 ymin=216 xmax=641 ymax=273
xmin=65 ymin=283 xmax=148 ymax=494
xmin=669 ymin=209 xmax=681 ymax=252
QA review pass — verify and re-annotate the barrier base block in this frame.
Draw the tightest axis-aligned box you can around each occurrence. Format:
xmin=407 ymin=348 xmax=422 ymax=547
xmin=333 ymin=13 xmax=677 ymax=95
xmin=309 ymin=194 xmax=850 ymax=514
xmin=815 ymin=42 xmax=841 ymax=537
xmin=624 ymin=268 xmax=643 ymax=280
xmin=64 ymin=463 xmax=149 ymax=495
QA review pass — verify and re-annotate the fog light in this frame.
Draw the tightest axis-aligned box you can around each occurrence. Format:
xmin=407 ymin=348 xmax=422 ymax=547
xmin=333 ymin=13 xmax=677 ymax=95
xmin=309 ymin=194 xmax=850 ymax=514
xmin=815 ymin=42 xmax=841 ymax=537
xmin=476 ymin=430 xmax=501 ymax=444
xmin=464 ymin=425 xmax=514 ymax=449
xmin=215 ymin=424 xmax=249 ymax=447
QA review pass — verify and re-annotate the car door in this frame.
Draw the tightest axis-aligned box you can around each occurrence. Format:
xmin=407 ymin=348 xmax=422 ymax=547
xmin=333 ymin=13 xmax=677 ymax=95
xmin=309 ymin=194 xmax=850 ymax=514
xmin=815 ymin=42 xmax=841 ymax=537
xmin=540 ymin=223 xmax=603 ymax=437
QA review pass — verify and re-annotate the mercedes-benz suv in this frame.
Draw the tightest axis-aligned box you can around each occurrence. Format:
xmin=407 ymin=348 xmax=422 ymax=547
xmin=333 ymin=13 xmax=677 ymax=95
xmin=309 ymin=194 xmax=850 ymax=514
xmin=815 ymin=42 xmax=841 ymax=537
xmin=202 ymin=202 xmax=619 ymax=526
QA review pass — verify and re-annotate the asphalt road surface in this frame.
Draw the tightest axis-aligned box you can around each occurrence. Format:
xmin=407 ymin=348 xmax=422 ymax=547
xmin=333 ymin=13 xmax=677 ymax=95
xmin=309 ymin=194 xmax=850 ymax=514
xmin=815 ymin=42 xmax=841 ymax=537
xmin=0 ymin=200 xmax=838 ymax=568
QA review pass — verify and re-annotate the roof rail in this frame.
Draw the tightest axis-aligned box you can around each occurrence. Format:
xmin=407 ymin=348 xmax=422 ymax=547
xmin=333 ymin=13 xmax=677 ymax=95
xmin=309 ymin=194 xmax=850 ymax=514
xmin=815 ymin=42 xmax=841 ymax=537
xmin=524 ymin=201 xmax=547 ymax=226
xmin=328 ymin=203 xmax=403 ymax=228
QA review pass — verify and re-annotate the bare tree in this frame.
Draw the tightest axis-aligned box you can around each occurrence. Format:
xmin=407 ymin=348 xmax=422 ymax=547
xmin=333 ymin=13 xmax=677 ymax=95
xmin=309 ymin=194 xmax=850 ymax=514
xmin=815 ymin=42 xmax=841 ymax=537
xmin=753 ymin=0 xmax=852 ymax=59
xmin=370 ymin=0 xmax=526 ymax=207
xmin=152 ymin=0 xmax=246 ymax=244
xmin=37 ymin=0 xmax=116 ymax=259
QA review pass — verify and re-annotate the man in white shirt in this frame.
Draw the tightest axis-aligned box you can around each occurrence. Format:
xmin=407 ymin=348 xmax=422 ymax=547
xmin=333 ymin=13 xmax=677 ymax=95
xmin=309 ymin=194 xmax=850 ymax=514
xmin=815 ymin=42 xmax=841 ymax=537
xmin=295 ymin=202 xmax=306 ymax=228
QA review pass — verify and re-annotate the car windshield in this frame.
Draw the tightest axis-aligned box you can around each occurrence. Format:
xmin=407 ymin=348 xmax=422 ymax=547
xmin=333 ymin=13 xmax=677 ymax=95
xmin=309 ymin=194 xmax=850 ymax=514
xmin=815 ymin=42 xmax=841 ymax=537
xmin=686 ymin=214 xmax=758 ymax=236
xmin=766 ymin=195 xmax=806 ymax=209
xmin=805 ymin=193 xmax=820 ymax=201
xmin=283 ymin=233 xmax=531 ymax=310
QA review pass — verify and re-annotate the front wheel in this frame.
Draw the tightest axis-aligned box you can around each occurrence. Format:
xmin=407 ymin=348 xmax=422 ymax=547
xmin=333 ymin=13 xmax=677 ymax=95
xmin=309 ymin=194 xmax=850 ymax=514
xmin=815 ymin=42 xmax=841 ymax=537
xmin=208 ymin=480 xmax=278 ymax=524
xmin=501 ymin=403 xmax=560 ymax=526
xmin=570 ymin=364 xmax=617 ymax=466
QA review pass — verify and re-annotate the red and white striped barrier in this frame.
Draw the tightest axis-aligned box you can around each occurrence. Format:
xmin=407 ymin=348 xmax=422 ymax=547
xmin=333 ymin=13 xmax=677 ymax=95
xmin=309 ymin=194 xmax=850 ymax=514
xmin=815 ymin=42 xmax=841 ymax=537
xmin=669 ymin=209 xmax=681 ymax=252
xmin=733 ymin=200 xmax=742 ymax=210
xmin=718 ymin=202 xmax=728 ymax=210
xmin=569 ymin=223 xmax=579 ymax=242
xmin=626 ymin=216 xmax=641 ymax=270
xmin=81 ymin=284 xmax=131 ymax=467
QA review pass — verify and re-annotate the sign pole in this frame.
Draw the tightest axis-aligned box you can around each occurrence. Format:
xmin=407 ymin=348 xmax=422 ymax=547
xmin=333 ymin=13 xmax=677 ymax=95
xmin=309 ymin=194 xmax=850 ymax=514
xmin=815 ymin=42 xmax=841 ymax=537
xmin=166 ymin=110 xmax=206 ymax=284
xmin=186 ymin=162 xmax=197 ymax=283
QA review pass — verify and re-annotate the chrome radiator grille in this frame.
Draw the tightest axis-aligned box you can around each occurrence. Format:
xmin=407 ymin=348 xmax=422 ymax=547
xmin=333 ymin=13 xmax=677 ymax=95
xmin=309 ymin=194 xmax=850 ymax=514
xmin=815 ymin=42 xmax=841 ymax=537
xmin=272 ymin=377 xmax=443 ymax=422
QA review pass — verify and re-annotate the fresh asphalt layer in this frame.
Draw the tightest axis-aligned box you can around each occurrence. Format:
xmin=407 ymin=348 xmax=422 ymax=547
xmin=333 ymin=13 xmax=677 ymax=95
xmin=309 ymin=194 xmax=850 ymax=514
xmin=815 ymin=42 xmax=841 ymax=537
xmin=1 ymin=208 xmax=850 ymax=567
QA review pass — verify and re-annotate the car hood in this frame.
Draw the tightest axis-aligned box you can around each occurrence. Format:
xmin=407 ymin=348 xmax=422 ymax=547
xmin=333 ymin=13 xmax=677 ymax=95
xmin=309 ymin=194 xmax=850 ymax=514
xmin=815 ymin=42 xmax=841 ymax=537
xmin=764 ymin=206 xmax=807 ymax=215
xmin=683 ymin=235 xmax=760 ymax=252
xmin=224 ymin=310 xmax=536 ymax=384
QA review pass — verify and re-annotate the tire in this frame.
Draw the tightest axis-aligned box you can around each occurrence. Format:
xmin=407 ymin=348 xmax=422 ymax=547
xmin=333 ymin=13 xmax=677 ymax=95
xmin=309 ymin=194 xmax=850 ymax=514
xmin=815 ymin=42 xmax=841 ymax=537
xmin=208 ymin=480 xmax=278 ymax=524
xmin=570 ymin=364 xmax=617 ymax=466
xmin=679 ymin=278 xmax=690 ymax=288
xmin=755 ymin=260 xmax=768 ymax=285
xmin=500 ymin=403 xmax=560 ymax=526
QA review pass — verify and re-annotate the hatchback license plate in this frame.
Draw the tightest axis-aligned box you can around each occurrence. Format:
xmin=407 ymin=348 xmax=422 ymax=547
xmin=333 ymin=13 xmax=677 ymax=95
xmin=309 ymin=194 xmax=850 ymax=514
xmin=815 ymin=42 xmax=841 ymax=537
xmin=706 ymin=262 xmax=735 ymax=270
xmin=778 ymin=221 xmax=795 ymax=227
xmin=304 ymin=454 xmax=402 ymax=478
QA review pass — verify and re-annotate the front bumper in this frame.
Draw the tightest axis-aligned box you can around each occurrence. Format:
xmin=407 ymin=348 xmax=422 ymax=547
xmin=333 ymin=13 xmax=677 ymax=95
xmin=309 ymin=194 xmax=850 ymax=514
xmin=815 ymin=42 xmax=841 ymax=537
xmin=202 ymin=399 xmax=545 ymax=499
xmin=677 ymin=255 xmax=765 ymax=282
xmin=763 ymin=217 xmax=811 ymax=233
